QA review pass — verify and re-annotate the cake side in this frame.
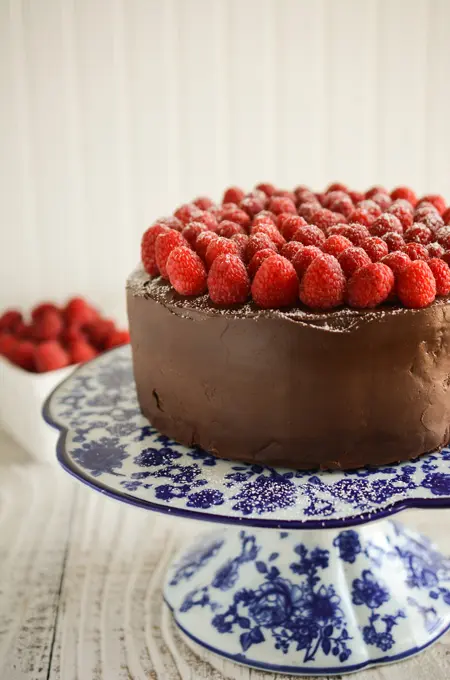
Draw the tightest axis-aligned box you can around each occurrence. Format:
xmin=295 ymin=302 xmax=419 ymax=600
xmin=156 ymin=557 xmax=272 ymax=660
xmin=127 ymin=274 xmax=450 ymax=470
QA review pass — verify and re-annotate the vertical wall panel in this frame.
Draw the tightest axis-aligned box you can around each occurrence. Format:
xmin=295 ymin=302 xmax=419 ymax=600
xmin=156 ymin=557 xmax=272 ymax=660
xmin=376 ymin=0 xmax=429 ymax=190
xmin=276 ymin=0 xmax=327 ymax=189
xmin=2 ymin=0 xmax=450 ymax=312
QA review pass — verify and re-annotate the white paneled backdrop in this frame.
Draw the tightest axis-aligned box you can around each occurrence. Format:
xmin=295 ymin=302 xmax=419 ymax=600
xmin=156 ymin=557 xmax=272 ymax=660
xmin=1 ymin=0 xmax=450 ymax=315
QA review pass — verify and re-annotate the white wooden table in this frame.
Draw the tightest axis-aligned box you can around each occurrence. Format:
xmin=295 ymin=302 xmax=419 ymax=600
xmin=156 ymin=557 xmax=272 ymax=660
xmin=1 ymin=429 xmax=449 ymax=680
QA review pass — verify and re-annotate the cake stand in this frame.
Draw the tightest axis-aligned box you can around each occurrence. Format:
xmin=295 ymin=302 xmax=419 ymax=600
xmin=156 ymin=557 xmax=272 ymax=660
xmin=44 ymin=346 xmax=450 ymax=676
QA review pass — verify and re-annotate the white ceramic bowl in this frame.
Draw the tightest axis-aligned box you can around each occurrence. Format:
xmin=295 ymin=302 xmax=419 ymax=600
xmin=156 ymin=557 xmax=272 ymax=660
xmin=0 ymin=355 xmax=75 ymax=463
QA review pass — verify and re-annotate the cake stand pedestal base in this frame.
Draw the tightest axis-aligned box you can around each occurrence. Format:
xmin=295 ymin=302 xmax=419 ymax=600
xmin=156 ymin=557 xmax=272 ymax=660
xmin=164 ymin=520 xmax=450 ymax=676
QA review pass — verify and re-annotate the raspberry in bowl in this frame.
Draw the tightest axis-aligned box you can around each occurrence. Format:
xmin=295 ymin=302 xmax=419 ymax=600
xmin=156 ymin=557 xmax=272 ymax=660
xmin=0 ymin=298 xmax=129 ymax=462
xmin=127 ymin=183 xmax=450 ymax=470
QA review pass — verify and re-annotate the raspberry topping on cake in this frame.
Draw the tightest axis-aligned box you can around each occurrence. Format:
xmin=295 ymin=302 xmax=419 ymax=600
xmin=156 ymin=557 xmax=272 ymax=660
xmin=397 ymin=260 xmax=436 ymax=308
xmin=138 ymin=181 xmax=450 ymax=312
xmin=251 ymin=255 xmax=299 ymax=308
xmin=208 ymin=254 xmax=250 ymax=305
xmin=347 ymin=263 xmax=394 ymax=308
xmin=166 ymin=246 xmax=207 ymax=296
xmin=299 ymin=254 xmax=346 ymax=310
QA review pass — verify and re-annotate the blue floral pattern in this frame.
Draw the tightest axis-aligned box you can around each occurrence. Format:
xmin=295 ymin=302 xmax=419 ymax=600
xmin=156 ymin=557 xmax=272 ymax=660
xmin=165 ymin=521 xmax=450 ymax=671
xmin=47 ymin=345 xmax=450 ymax=526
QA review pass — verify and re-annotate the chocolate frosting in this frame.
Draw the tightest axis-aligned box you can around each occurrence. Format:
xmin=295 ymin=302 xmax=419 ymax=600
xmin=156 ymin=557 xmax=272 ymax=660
xmin=127 ymin=266 xmax=450 ymax=470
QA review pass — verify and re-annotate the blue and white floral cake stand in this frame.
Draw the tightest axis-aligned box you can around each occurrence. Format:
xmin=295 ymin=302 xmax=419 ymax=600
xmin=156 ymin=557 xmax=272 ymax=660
xmin=44 ymin=345 xmax=450 ymax=676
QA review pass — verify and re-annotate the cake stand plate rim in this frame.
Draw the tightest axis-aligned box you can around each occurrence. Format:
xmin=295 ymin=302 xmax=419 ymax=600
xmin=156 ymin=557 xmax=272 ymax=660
xmin=43 ymin=345 xmax=450 ymax=530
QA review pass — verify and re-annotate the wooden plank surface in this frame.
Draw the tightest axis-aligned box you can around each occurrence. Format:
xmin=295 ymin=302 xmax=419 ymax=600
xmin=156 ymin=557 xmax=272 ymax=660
xmin=0 ymin=430 xmax=449 ymax=680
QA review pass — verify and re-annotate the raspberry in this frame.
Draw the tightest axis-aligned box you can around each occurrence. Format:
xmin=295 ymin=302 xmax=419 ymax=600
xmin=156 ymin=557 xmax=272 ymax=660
xmin=141 ymin=224 xmax=170 ymax=275
xmin=207 ymin=254 xmax=249 ymax=305
xmin=397 ymin=261 xmax=436 ymax=308
xmin=256 ymin=182 xmax=276 ymax=197
xmin=418 ymin=194 xmax=446 ymax=215
xmin=277 ymin=214 xmax=307 ymax=241
xmin=427 ymin=258 xmax=450 ymax=296
xmin=64 ymin=297 xmax=98 ymax=326
xmin=326 ymin=194 xmax=353 ymax=219
xmin=174 ymin=203 xmax=203 ymax=224
xmin=381 ymin=251 xmax=410 ymax=277
xmin=251 ymin=222 xmax=285 ymax=248
xmin=300 ymin=254 xmax=346 ymax=310
xmin=60 ymin=324 xmax=86 ymax=347
xmin=245 ymin=233 xmax=277 ymax=262
xmin=70 ymin=341 xmax=97 ymax=364
xmin=323 ymin=235 xmax=352 ymax=258
xmin=208 ymin=204 xmax=224 ymax=220
xmin=427 ymin=242 xmax=445 ymax=258
xmin=0 ymin=333 xmax=16 ymax=359
xmin=35 ymin=341 xmax=70 ymax=372
xmin=206 ymin=236 xmax=241 ymax=269
xmin=31 ymin=303 xmax=60 ymax=321
xmin=443 ymin=208 xmax=450 ymax=225
xmin=182 ymin=222 xmax=208 ymax=247
xmin=0 ymin=310 xmax=23 ymax=333
xmin=280 ymin=241 xmax=304 ymax=262
xmin=414 ymin=204 xmax=441 ymax=222
xmin=338 ymin=247 xmax=371 ymax=278
xmin=350 ymin=200 xmax=381 ymax=227
xmin=295 ymin=189 xmax=319 ymax=206
xmin=322 ymin=190 xmax=348 ymax=209
xmin=86 ymin=319 xmax=116 ymax=349
xmin=248 ymin=248 xmax=277 ymax=279
xmin=292 ymin=225 xmax=326 ymax=248
xmin=310 ymin=209 xmax=345 ymax=231
xmin=10 ymin=340 xmax=35 ymax=371
xmin=370 ymin=213 xmax=403 ymax=237
xmin=193 ymin=196 xmax=214 ymax=210
xmin=193 ymin=210 xmax=218 ymax=231
xmin=195 ymin=231 xmax=218 ymax=260
xmin=252 ymin=255 xmax=298 ymax=308
xmin=297 ymin=201 xmax=321 ymax=221
xmin=222 ymin=186 xmax=245 ymax=205
xmin=369 ymin=192 xmax=392 ymax=211
xmin=327 ymin=224 xmax=351 ymax=237
xmin=362 ymin=237 xmax=389 ymax=262
xmin=347 ymin=263 xmax=394 ymax=308
xmin=382 ymin=232 xmax=405 ymax=252
xmin=348 ymin=190 xmax=364 ymax=204
xmin=104 ymin=330 xmax=131 ymax=349
xmin=155 ymin=230 xmax=188 ymax=278
xmin=248 ymin=188 xmax=269 ymax=202
xmin=268 ymin=196 xmax=297 ymax=215
xmin=240 ymin=195 xmax=266 ymax=217
xmin=253 ymin=210 xmax=277 ymax=226
xmin=292 ymin=246 xmax=323 ymax=279
xmin=216 ymin=220 xmax=245 ymax=239
xmin=220 ymin=207 xmax=251 ymax=230
xmin=365 ymin=185 xmax=387 ymax=199
xmin=15 ymin=322 xmax=31 ymax=339
xmin=273 ymin=189 xmax=296 ymax=202
xmin=391 ymin=186 xmax=417 ymax=206
xmin=388 ymin=200 xmax=414 ymax=229
xmin=326 ymin=182 xmax=348 ymax=193
xmin=415 ymin=211 xmax=444 ymax=233
xmin=31 ymin=309 xmax=63 ymax=341
xmin=167 ymin=246 xmax=207 ymax=295
xmin=404 ymin=224 xmax=432 ymax=245
xmin=343 ymin=225 xmax=370 ymax=247
xmin=402 ymin=242 xmax=429 ymax=261
xmin=442 ymin=252 xmax=450 ymax=268
xmin=231 ymin=233 xmax=249 ymax=258
xmin=436 ymin=226 xmax=450 ymax=249
xmin=155 ymin=216 xmax=184 ymax=231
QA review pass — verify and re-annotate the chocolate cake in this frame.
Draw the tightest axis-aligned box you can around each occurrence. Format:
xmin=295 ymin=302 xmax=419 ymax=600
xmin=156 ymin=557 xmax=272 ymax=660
xmin=127 ymin=183 xmax=450 ymax=470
